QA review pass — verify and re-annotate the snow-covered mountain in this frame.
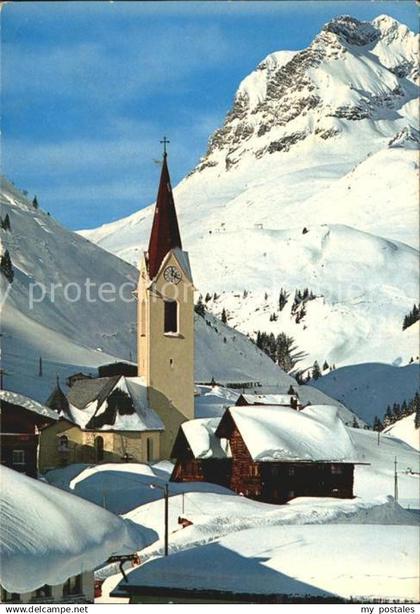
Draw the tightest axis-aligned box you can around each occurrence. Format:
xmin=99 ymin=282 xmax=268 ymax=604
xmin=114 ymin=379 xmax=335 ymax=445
xmin=0 ymin=178 xmax=305 ymax=403
xmin=80 ymin=15 xmax=419 ymax=371
xmin=311 ymin=362 xmax=420 ymax=424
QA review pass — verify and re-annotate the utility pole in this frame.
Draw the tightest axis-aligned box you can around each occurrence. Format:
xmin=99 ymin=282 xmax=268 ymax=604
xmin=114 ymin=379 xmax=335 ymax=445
xmin=164 ymin=483 xmax=169 ymax=556
xmin=394 ymin=456 xmax=398 ymax=503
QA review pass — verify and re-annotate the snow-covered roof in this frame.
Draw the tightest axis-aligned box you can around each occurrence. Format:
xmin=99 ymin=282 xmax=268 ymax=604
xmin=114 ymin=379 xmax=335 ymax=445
xmin=178 ymin=404 xmax=357 ymax=463
xmin=181 ymin=418 xmax=230 ymax=459
xmin=226 ymin=405 xmax=357 ymax=462
xmin=0 ymin=465 xmax=146 ymax=593
xmin=66 ymin=376 xmax=164 ymax=432
xmin=0 ymin=389 xmax=58 ymax=422
xmin=238 ymin=393 xmax=299 ymax=406
xmin=115 ymin=523 xmax=420 ymax=601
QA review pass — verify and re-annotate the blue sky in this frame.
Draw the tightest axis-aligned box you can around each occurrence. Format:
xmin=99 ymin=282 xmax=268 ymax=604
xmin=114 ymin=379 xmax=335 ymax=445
xmin=2 ymin=1 xmax=418 ymax=230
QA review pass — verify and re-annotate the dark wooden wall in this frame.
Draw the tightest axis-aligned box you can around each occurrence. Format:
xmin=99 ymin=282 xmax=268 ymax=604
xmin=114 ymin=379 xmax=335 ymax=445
xmin=170 ymin=414 xmax=354 ymax=504
xmin=1 ymin=402 xmax=53 ymax=478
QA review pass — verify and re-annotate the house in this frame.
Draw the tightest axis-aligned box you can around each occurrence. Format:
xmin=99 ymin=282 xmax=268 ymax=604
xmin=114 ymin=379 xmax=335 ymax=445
xmin=0 ymin=466 xmax=143 ymax=603
xmin=0 ymin=390 xmax=58 ymax=477
xmin=235 ymin=393 xmax=301 ymax=410
xmin=98 ymin=362 xmax=138 ymax=378
xmin=40 ymin=375 xmax=163 ymax=472
xmin=170 ymin=417 xmax=231 ymax=487
xmin=171 ymin=404 xmax=359 ymax=503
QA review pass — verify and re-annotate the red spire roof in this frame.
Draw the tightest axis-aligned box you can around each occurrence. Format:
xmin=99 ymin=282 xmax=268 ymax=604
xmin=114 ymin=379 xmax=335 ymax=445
xmin=147 ymin=153 xmax=182 ymax=279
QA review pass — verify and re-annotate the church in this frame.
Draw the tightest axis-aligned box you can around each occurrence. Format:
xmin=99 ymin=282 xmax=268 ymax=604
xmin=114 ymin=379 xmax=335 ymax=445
xmin=136 ymin=142 xmax=195 ymax=458
xmin=40 ymin=145 xmax=194 ymax=466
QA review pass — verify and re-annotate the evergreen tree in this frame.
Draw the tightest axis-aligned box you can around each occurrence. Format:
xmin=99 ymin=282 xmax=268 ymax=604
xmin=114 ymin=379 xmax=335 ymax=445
xmin=0 ymin=250 xmax=14 ymax=283
xmin=264 ymin=292 xmax=268 ymax=301
xmin=288 ymin=385 xmax=296 ymax=396
xmin=312 ymin=360 xmax=322 ymax=380
xmin=383 ymin=405 xmax=394 ymax=428
xmin=275 ymin=332 xmax=296 ymax=372
xmin=243 ymin=289 xmax=248 ymax=299
xmin=221 ymin=308 xmax=227 ymax=324
xmin=351 ymin=417 xmax=359 ymax=428
xmin=373 ymin=416 xmax=383 ymax=431
xmin=279 ymin=288 xmax=287 ymax=311
xmin=33 ymin=196 xmax=39 ymax=209
xmin=294 ymin=304 xmax=306 ymax=323
xmin=194 ymin=296 xmax=206 ymax=317
xmin=205 ymin=292 xmax=212 ymax=303
xmin=402 ymin=304 xmax=419 ymax=330
xmin=38 ymin=356 xmax=43 ymax=377
xmin=414 ymin=394 xmax=420 ymax=429
xmin=1 ymin=214 xmax=11 ymax=231
xmin=322 ymin=360 xmax=329 ymax=371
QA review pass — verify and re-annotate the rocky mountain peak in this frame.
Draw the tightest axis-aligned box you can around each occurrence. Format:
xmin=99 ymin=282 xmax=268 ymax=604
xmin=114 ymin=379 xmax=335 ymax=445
xmin=319 ymin=15 xmax=380 ymax=47
xmin=193 ymin=15 xmax=418 ymax=175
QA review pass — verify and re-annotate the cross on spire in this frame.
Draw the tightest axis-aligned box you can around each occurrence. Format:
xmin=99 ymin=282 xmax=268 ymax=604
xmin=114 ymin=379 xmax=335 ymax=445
xmin=147 ymin=145 xmax=182 ymax=279
xmin=160 ymin=136 xmax=170 ymax=157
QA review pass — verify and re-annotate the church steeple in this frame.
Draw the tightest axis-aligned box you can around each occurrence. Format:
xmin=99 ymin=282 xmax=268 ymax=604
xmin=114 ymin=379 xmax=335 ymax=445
xmin=137 ymin=138 xmax=194 ymax=459
xmin=147 ymin=145 xmax=182 ymax=280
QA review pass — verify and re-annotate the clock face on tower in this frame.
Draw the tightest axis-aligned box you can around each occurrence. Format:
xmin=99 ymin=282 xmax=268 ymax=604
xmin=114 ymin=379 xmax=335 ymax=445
xmin=164 ymin=265 xmax=182 ymax=284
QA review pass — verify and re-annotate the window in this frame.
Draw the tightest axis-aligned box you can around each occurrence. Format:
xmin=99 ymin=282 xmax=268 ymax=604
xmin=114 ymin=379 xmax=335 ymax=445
xmin=331 ymin=464 xmax=343 ymax=475
xmin=147 ymin=438 xmax=154 ymax=462
xmin=249 ymin=465 xmax=258 ymax=477
xmin=58 ymin=435 xmax=69 ymax=452
xmin=63 ymin=575 xmax=82 ymax=596
xmin=94 ymin=436 xmax=104 ymax=462
xmin=12 ymin=450 xmax=25 ymax=466
xmin=164 ymin=300 xmax=178 ymax=333
xmin=35 ymin=585 xmax=51 ymax=598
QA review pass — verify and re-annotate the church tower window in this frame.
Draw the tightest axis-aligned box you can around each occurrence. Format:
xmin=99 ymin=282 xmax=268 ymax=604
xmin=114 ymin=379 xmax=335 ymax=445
xmin=164 ymin=300 xmax=178 ymax=334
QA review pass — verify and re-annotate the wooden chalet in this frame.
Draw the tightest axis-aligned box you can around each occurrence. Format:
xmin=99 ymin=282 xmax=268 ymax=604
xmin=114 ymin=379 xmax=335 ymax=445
xmin=235 ymin=392 xmax=301 ymax=410
xmin=0 ymin=390 xmax=58 ymax=477
xmin=171 ymin=404 xmax=359 ymax=504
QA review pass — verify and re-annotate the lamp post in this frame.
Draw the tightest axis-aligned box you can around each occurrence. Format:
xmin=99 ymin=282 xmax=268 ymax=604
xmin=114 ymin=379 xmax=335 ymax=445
xmin=150 ymin=482 xmax=169 ymax=556
xmin=99 ymin=472 xmax=171 ymax=557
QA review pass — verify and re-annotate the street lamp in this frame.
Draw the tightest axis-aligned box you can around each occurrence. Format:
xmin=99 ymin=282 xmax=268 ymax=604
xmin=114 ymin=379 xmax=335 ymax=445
xmin=98 ymin=471 xmax=171 ymax=557
xmin=150 ymin=482 xmax=169 ymax=556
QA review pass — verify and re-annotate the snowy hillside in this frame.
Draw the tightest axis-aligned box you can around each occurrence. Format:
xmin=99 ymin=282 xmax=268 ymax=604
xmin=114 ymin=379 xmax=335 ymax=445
xmin=81 ymin=15 xmax=419 ymax=371
xmin=384 ymin=413 xmax=419 ymax=451
xmin=0 ymin=178 xmax=307 ymax=404
xmin=311 ymin=362 xmax=420 ymax=424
